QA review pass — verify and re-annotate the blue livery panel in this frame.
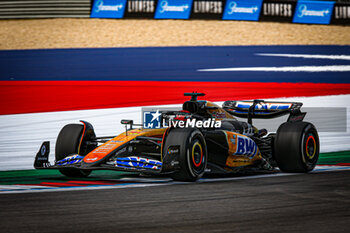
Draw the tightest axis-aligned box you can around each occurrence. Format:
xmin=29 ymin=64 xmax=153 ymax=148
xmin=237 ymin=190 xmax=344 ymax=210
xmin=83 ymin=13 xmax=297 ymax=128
xmin=107 ymin=156 xmax=163 ymax=170
xmin=56 ymin=155 xmax=84 ymax=166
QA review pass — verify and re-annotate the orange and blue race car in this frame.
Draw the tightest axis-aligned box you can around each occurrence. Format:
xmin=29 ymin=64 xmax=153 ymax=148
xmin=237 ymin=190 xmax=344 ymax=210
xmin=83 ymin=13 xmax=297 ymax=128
xmin=34 ymin=93 xmax=320 ymax=181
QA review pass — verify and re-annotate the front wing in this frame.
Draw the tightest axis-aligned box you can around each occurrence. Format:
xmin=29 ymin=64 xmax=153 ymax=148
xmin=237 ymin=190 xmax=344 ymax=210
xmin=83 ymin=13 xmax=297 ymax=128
xmin=34 ymin=141 xmax=163 ymax=174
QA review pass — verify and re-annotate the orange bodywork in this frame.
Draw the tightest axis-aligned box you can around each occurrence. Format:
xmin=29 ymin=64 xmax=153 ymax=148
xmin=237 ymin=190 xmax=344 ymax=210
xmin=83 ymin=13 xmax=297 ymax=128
xmin=84 ymin=101 xmax=262 ymax=169
xmin=83 ymin=128 xmax=167 ymax=164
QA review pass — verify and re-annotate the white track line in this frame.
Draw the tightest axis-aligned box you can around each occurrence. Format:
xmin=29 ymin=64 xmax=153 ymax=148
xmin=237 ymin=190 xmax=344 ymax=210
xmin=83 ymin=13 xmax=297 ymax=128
xmin=256 ymin=53 xmax=350 ymax=60
xmin=198 ymin=65 xmax=350 ymax=72
xmin=0 ymin=185 xmax=55 ymax=190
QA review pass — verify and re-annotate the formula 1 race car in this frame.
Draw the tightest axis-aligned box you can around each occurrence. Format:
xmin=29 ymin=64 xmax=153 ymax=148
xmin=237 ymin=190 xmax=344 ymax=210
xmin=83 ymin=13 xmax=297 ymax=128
xmin=34 ymin=93 xmax=320 ymax=181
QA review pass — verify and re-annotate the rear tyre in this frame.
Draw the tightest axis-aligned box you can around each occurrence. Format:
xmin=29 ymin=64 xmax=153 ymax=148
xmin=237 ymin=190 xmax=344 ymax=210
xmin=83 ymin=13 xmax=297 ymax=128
xmin=164 ymin=128 xmax=207 ymax=182
xmin=55 ymin=124 xmax=91 ymax=178
xmin=274 ymin=121 xmax=319 ymax=172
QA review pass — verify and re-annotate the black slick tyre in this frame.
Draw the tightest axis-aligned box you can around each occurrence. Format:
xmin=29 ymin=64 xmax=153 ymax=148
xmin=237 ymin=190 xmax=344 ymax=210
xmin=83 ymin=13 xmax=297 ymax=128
xmin=274 ymin=121 xmax=319 ymax=173
xmin=55 ymin=124 xmax=91 ymax=177
xmin=164 ymin=128 xmax=207 ymax=182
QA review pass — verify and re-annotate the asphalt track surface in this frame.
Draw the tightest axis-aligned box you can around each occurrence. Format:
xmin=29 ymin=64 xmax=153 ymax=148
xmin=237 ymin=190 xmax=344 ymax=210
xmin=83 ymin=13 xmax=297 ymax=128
xmin=1 ymin=170 xmax=349 ymax=233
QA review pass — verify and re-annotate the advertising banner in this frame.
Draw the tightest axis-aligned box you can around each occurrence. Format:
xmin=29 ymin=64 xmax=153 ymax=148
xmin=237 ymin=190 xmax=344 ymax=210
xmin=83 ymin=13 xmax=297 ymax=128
xmin=154 ymin=0 xmax=193 ymax=19
xmin=292 ymin=0 xmax=335 ymax=25
xmin=260 ymin=0 xmax=296 ymax=22
xmin=124 ymin=0 xmax=156 ymax=18
xmin=91 ymin=0 xmax=127 ymax=18
xmin=191 ymin=0 xmax=225 ymax=19
xmin=222 ymin=0 xmax=263 ymax=21
xmin=331 ymin=2 xmax=350 ymax=25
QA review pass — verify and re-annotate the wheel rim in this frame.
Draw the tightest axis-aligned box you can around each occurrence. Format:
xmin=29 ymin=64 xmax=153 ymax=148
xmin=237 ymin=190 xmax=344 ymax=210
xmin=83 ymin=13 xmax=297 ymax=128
xmin=188 ymin=138 xmax=206 ymax=176
xmin=192 ymin=141 xmax=203 ymax=167
xmin=302 ymin=132 xmax=318 ymax=170
xmin=305 ymin=135 xmax=316 ymax=159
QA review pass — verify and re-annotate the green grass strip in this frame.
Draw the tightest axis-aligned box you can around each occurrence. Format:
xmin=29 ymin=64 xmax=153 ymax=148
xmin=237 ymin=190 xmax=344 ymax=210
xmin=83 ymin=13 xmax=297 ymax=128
xmin=317 ymin=151 xmax=350 ymax=165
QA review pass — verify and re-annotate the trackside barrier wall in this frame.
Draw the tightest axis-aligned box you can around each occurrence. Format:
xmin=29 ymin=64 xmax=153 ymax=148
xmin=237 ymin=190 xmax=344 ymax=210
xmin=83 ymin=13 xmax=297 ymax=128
xmin=332 ymin=1 xmax=350 ymax=24
xmin=90 ymin=0 xmax=350 ymax=24
xmin=0 ymin=0 xmax=348 ymax=24
xmin=0 ymin=0 xmax=92 ymax=19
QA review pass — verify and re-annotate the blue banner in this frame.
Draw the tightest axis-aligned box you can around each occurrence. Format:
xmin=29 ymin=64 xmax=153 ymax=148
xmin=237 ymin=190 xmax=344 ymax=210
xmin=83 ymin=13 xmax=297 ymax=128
xmin=155 ymin=0 xmax=193 ymax=19
xmin=223 ymin=0 xmax=263 ymax=21
xmin=293 ymin=0 xmax=335 ymax=24
xmin=90 ymin=0 xmax=127 ymax=18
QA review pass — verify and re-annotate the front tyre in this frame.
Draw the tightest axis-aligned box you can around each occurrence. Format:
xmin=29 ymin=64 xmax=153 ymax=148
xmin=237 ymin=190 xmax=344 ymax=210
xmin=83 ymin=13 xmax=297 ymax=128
xmin=164 ymin=128 xmax=207 ymax=182
xmin=55 ymin=124 xmax=91 ymax=178
xmin=274 ymin=121 xmax=319 ymax=173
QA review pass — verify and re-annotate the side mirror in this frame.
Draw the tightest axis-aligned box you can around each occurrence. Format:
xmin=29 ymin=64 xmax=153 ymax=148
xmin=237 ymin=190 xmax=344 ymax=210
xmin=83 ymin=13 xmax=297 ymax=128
xmin=121 ymin=119 xmax=133 ymax=125
xmin=121 ymin=119 xmax=134 ymax=135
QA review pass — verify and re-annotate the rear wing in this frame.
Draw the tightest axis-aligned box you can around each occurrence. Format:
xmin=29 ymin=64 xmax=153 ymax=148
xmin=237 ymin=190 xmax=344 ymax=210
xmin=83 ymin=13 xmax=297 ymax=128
xmin=222 ymin=99 xmax=305 ymax=124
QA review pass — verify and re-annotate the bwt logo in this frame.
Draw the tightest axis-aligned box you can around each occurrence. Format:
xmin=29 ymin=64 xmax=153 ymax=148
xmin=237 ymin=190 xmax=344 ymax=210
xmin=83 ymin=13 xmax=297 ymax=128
xmin=143 ymin=110 xmax=162 ymax=128
xmin=228 ymin=1 xmax=258 ymax=15
xmin=95 ymin=0 xmax=124 ymax=12
xmin=159 ymin=0 xmax=189 ymax=13
xmin=235 ymin=136 xmax=257 ymax=158
xmin=116 ymin=157 xmax=162 ymax=170
xmin=298 ymin=4 xmax=330 ymax=18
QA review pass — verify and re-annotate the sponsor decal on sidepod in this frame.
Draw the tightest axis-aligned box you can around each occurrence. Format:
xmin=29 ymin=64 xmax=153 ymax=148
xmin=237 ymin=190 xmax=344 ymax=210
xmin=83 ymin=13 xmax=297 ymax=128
xmin=235 ymin=136 xmax=257 ymax=159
